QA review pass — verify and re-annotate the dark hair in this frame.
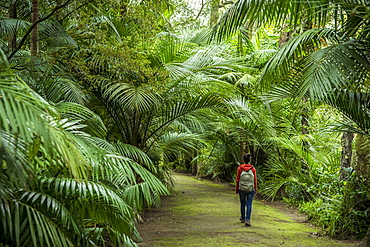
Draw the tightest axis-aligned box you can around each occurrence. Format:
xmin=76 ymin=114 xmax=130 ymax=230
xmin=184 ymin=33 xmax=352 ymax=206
xmin=243 ymin=153 xmax=251 ymax=164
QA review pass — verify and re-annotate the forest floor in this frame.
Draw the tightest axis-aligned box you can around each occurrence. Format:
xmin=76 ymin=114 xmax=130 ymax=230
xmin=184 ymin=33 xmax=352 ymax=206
xmin=136 ymin=173 xmax=360 ymax=247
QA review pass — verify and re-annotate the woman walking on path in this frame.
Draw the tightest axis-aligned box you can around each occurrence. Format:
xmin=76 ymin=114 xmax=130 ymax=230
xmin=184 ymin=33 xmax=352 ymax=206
xmin=236 ymin=153 xmax=257 ymax=226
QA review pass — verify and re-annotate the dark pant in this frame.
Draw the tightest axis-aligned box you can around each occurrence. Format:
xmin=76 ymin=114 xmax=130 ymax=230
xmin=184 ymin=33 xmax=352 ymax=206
xmin=239 ymin=190 xmax=254 ymax=220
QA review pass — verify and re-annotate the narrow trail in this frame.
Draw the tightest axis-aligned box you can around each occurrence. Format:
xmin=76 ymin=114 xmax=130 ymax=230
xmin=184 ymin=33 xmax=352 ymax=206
xmin=137 ymin=173 xmax=358 ymax=247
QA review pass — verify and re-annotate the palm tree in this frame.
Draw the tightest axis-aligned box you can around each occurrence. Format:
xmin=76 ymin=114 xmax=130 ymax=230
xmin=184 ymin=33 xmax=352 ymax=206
xmin=0 ymin=53 xmax=169 ymax=246
xmin=213 ymin=0 xmax=370 ymax=134
xmin=59 ymin=22 xmax=244 ymax=151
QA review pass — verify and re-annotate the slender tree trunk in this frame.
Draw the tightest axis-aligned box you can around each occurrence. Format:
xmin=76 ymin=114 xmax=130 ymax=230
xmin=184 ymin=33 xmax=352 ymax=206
xmin=191 ymin=151 xmax=197 ymax=176
xmin=300 ymin=18 xmax=312 ymax=139
xmin=278 ymin=28 xmax=292 ymax=47
xmin=31 ymin=0 xmax=39 ymax=56
xmin=55 ymin=0 xmax=62 ymax=23
xmin=8 ymin=2 xmax=17 ymax=52
xmin=209 ymin=0 xmax=220 ymax=28
xmin=301 ymin=97 xmax=309 ymax=135
xmin=239 ymin=140 xmax=244 ymax=163
xmin=255 ymin=148 xmax=266 ymax=168
xmin=300 ymin=97 xmax=310 ymax=171
xmin=340 ymin=131 xmax=354 ymax=180
xmin=353 ymin=134 xmax=370 ymax=177
xmin=348 ymin=134 xmax=369 ymax=244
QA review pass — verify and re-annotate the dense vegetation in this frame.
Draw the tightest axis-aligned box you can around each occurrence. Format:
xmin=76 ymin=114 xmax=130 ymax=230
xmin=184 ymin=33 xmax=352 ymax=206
xmin=0 ymin=0 xmax=369 ymax=246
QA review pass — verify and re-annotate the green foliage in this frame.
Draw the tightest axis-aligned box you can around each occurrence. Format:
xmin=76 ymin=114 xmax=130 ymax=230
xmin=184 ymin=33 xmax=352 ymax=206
xmin=196 ymin=152 xmax=238 ymax=181
xmin=211 ymin=0 xmax=370 ymax=239
xmin=300 ymin=174 xmax=370 ymax=238
xmin=1 ymin=0 xmax=369 ymax=242
xmin=0 ymin=73 xmax=169 ymax=246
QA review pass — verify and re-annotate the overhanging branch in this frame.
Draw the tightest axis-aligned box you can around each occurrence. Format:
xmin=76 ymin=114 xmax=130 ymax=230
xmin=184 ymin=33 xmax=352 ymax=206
xmin=7 ymin=0 xmax=73 ymax=60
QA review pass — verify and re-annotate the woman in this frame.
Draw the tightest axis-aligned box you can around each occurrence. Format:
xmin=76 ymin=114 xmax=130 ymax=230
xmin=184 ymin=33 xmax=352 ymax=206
xmin=235 ymin=153 xmax=257 ymax=226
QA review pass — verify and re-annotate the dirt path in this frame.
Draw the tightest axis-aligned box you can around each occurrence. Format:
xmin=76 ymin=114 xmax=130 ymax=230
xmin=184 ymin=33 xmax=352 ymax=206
xmin=137 ymin=173 xmax=358 ymax=247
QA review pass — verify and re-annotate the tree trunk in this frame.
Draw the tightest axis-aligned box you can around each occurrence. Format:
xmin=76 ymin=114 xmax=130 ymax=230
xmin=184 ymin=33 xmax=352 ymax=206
xmin=31 ymin=0 xmax=39 ymax=56
xmin=8 ymin=2 xmax=17 ymax=52
xmin=352 ymin=134 xmax=370 ymax=178
xmin=340 ymin=131 xmax=354 ymax=180
xmin=191 ymin=160 xmax=197 ymax=176
xmin=255 ymin=148 xmax=267 ymax=168
xmin=300 ymin=17 xmax=312 ymax=139
xmin=300 ymin=97 xmax=310 ymax=171
xmin=278 ymin=29 xmax=292 ymax=47
xmin=351 ymin=134 xmax=370 ymax=245
xmin=239 ymin=140 xmax=245 ymax=163
xmin=191 ymin=151 xmax=197 ymax=176
xmin=55 ymin=0 xmax=62 ymax=23
xmin=209 ymin=0 xmax=220 ymax=28
xmin=301 ymin=97 xmax=309 ymax=135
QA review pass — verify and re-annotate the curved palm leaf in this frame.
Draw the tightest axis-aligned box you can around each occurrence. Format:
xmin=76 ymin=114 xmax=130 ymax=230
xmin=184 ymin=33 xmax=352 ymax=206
xmin=56 ymin=102 xmax=107 ymax=138
xmin=35 ymin=19 xmax=78 ymax=48
xmin=84 ymin=149 xmax=169 ymax=208
xmin=148 ymin=93 xmax=225 ymax=143
xmin=159 ymin=132 xmax=207 ymax=162
xmin=0 ymin=17 xmax=29 ymax=42
xmin=324 ymin=89 xmax=370 ymax=134
xmin=37 ymin=75 xmax=87 ymax=105
xmin=112 ymin=142 xmax=156 ymax=170
xmin=259 ymin=28 xmax=341 ymax=90
xmin=0 ymin=75 xmax=90 ymax=178
xmin=0 ymin=191 xmax=80 ymax=247
xmin=216 ymin=0 xmax=370 ymax=136
xmin=103 ymin=82 xmax=162 ymax=113
xmin=261 ymin=149 xmax=314 ymax=200
xmin=212 ymin=0 xmax=337 ymax=41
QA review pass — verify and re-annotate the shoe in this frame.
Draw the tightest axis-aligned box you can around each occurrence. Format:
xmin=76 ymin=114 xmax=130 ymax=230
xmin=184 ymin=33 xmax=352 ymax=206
xmin=245 ymin=220 xmax=251 ymax=226
xmin=239 ymin=217 xmax=245 ymax=223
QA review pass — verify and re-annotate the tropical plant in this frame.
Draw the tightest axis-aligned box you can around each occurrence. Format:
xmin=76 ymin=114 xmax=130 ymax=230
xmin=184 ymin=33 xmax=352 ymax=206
xmin=0 ymin=56 xmax=169 ymax=246
xmin=213 ymin=0 xmax=370 ymax=135
xmin=212 ymin=0 xmax=370 ymax=238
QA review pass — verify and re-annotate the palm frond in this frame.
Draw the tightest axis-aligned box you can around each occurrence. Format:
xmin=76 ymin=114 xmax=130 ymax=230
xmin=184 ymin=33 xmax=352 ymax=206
xmin=0 ymin=130 xmax=31 ymax=189
xmin=260 ymin=28 xmax=341 ymax=91
xmin=40 ymin=75 xmax=87 ymax=105
xmin=261 ymin=155 xmax=313 ymax=200
xmin=0 ymin=49 xmax=10 ymax=71
xmin=56 ymin=102 xmax=107 ymax=138
xmin=38 ymin=21 xmax=78 ymax=48
xmin=90 ymin=153 xmax=169 ymax=201
xmin=0 ymin=17 xmax=29 ymax=40
xmin=0 ymin=193 xmax=78 ymax=247
xmin=341 ymin=0 xmax=370 ymax=38
xmin=212 ymin=0 xmax=334 ymax=41
xmin=155 ymin=93 xmax=224 ymax=139
xmin=155 ymin=31 xmax=195 ymax=64
xmin=271 ymin=135 xmax=317 ymax=168
xmin=41 ymin=177 xmax=134 ymax=229
xmin=159 ymin=132 xmax=207 ymax=162
xmin=271 ymin=41 xmax=369 ymax=99
xmin=103 ymin=82 xmax=162 ymax=113
xmin=0 ymin=74 xmax=92 ymax=179
xmin=0 ymin=74 xmax=57 ymax=141
xmin=324 ymin=89 xmax=370 ymax=135
xmin=113 ymin=142 xmax=155 ymax=170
